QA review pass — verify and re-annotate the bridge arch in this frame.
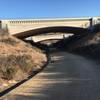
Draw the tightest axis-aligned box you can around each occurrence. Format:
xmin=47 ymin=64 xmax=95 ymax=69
xmin=12 ymin=26 xmax=89 ymax=39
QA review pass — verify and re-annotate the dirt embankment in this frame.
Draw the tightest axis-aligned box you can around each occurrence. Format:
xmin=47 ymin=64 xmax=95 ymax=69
xmin=0 ymin=33 xmax=47 ymax=91
xmin=54 ymin=24 xmax=100 ymax=59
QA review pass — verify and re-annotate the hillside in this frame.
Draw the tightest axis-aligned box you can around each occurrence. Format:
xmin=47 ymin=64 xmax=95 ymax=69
xmin=0 ymin=33 xmax=47 ymax=91
xmin=54 ymin=24 xmax=100 ymax=59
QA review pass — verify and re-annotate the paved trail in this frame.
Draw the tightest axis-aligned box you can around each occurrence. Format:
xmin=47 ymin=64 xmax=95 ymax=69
xmin=4 ymin=52 xmax=100 ymax=100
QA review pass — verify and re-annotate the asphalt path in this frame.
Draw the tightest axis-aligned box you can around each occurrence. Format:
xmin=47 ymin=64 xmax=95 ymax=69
xmin=5 ymin=52 xmax=100 ymax=100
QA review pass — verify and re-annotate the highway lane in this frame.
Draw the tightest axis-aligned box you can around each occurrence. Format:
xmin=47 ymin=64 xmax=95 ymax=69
xmin=5 ymin=52 xmax=100 ymax=100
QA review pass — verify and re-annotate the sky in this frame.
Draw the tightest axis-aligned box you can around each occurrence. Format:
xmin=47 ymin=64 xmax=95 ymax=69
xmin=0 ymin=0 xmax=99 ymax=19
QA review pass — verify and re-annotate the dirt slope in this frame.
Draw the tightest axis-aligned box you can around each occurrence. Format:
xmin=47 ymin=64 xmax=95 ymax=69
xmin=54 ymin=24 xmax=100 ymax=59
xmin=0 ymin=33 xmax=47 ymax=90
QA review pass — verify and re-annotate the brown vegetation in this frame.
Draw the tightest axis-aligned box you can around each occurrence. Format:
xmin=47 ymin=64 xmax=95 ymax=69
xmin=65 ymin=24 xmax=100 ymax=59
xmin=54 ymin=24 xmax=100 ymax=59
xmin=0 ymin=32 xmax=47 ymax=90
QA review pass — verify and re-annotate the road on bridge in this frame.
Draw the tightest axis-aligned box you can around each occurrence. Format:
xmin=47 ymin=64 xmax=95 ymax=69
xmin=6 ymin=52 xmax=100 ymax=100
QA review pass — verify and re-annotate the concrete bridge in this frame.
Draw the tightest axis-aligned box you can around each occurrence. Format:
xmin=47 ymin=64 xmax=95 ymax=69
xmin=32 ymin=34 xmax=73 ymax=42
xmin=0 ymin=17 xmax=100 ymax=39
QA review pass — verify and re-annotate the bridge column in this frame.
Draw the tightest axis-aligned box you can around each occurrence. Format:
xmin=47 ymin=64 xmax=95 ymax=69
xmin=89 ymin=17 xmax=99 ymax=31
xmin=0 ymin=21 xmax=8 ymax=32
xmin=91 ymin=17 xmax=98 ymax=26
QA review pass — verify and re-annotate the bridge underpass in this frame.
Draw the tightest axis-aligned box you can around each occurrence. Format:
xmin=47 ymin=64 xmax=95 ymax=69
xmin=12 ymin=26 xmax=89 ymax=39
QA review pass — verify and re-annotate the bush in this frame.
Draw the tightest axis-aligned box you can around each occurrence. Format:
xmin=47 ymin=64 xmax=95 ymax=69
xmin=0 ymin=55 xmax=18 ymax=80
xmin=0 ymin=54 xmax=34 ymax=80
xmin=1 ymin=66 xmax=17 ymax=80
xmin=15 ymin=54 xmax=34 ymax=73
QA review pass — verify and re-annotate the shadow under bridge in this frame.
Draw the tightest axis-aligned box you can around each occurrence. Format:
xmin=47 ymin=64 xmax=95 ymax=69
xmin=12 ymin=26 xmax=89 ymax=39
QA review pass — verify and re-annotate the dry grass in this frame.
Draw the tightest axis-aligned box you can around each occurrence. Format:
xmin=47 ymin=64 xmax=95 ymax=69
xmin=0 ymin=32 xmax=47 ymax=82
xmin=57 ymin=24 xmax=100 ymax=59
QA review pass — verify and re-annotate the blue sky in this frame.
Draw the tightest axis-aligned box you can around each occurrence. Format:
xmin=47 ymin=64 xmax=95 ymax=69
xmin=0 ymin=0 xmax=99 ymax=19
